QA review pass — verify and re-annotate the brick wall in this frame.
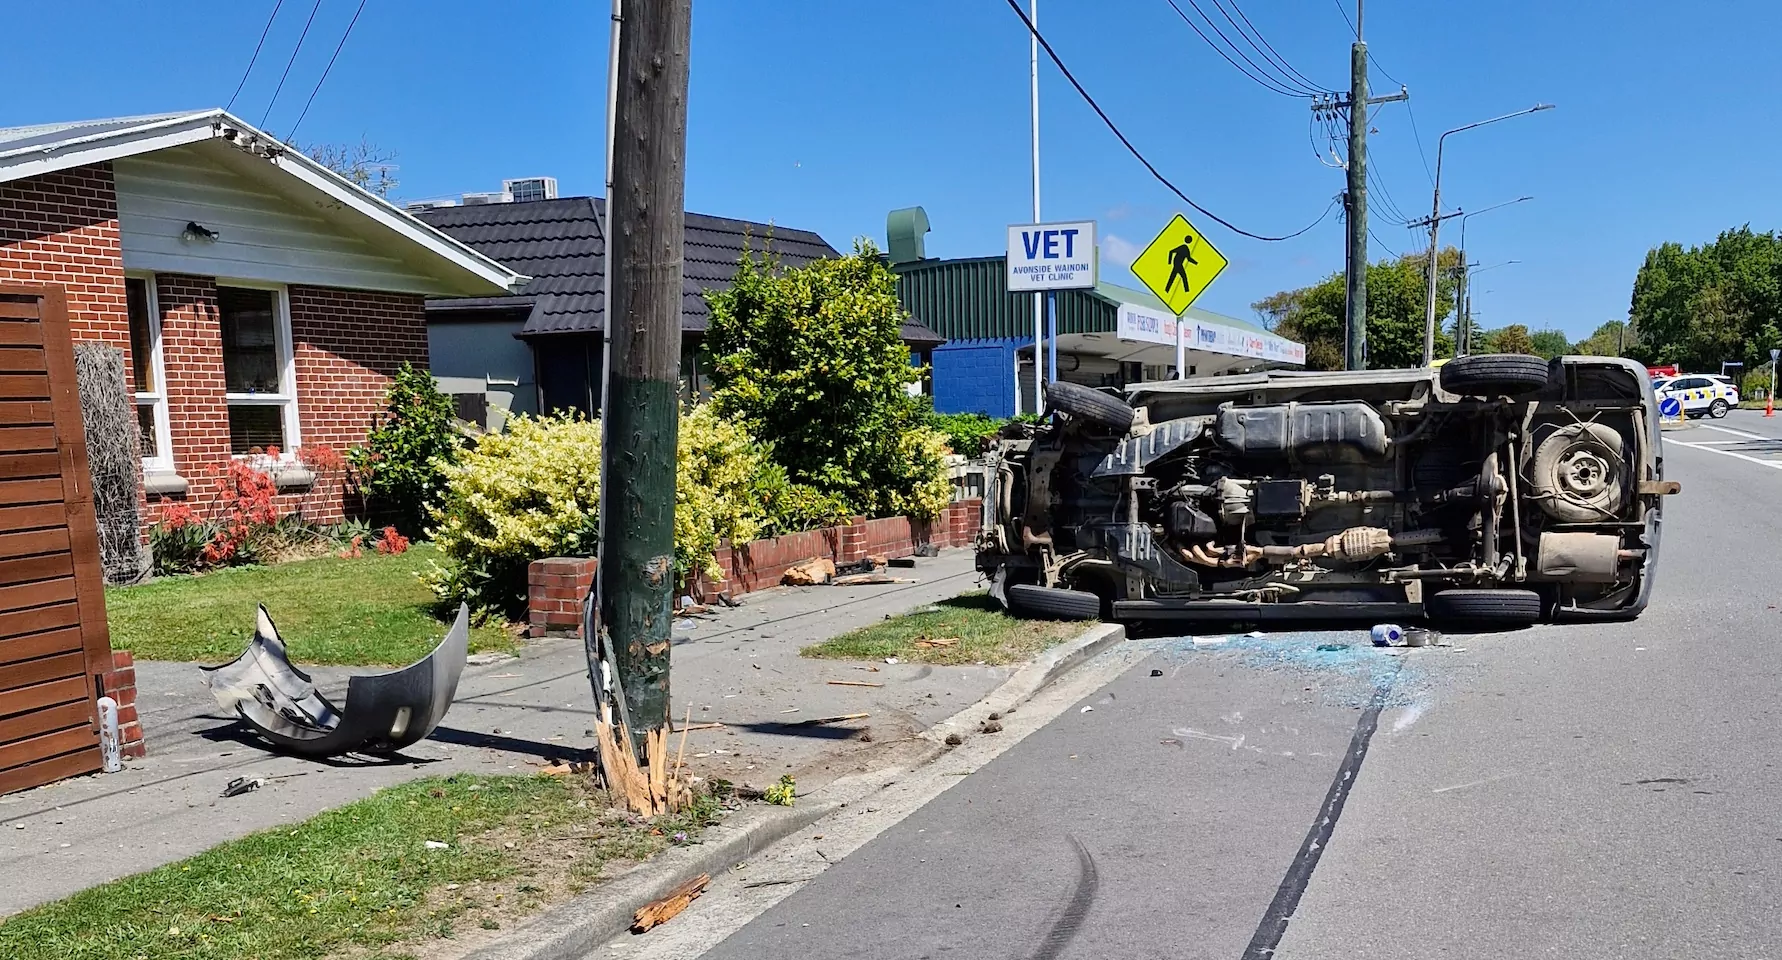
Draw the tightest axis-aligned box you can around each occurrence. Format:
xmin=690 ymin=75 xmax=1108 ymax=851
xmin=528 ymin=557 xmax=597 ymax=637
xmin=288 ymin=286 xmax=428 ymax=453
xmin=0 ymin=164 xmax=129 ymax=352
xmin=99 ymin=650 xmax=145 ymax=759
xmin=524 ymin=500 xmax=987 ymax=632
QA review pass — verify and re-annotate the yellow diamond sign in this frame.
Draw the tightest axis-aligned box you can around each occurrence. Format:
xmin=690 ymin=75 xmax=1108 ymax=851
xmin=1130 ymin=213 xmax=1228 ymax=316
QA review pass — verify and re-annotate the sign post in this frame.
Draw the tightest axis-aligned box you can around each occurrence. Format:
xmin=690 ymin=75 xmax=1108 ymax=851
xmin=1007 ymin=220 xmax=1098 ymax=408
xmin=1130 ymin=213 xmax=1228 ymax=378
xmin=1769 ymin=348 xmax=1778 ymax=418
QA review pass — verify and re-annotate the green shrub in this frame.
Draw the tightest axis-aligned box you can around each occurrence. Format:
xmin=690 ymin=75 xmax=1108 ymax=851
xmin=703 ymin=242 xmax=951 ymax=520
xmin=751 ymin=461 xmax=855 ymax=537
xmin=348 ymin=364 xmax=462 ymax=536
xmin=925 ymin=412 xmax=1005 ymax=456
xmin=426 ymin=407 xmax=806 ymax=615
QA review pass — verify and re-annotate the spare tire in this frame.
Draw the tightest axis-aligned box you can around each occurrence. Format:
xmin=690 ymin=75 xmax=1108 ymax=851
xmin=1006 ymin=584 xmax=1102 ymax=621
xmin=1439 ymin=354 xmax=1551 ymax=398
xmin=1426 ymin=588 xmax=1543 ymax=627
xmin=1046 ymin=381 xmax=1136 ymax=432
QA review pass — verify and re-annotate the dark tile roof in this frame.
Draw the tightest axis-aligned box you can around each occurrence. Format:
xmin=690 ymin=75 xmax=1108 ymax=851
xmin=420 ymin=198 xmax=840 ymax=337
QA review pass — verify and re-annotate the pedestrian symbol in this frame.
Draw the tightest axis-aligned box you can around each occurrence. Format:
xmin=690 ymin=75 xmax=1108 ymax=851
xmin=1130 ymin=213 xmax=1228 ymax=316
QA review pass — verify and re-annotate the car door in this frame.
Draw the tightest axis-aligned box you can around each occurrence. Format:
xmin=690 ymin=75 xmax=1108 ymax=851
xmin=1670 ymin=377 xmax=1710 ymax=413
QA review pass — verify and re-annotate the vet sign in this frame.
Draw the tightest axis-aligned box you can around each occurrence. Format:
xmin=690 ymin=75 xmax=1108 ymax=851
xmin=1006 ymin=221 xmax=1097 ymax=292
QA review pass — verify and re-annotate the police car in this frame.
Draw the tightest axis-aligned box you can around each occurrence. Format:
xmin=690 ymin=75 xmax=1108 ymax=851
xmin=1653 ymin=374 xmax=1738 ymax=419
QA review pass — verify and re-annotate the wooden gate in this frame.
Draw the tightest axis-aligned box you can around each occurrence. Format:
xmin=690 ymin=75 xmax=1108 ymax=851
xmin=0 ymin=286 xmax=113 ymax=795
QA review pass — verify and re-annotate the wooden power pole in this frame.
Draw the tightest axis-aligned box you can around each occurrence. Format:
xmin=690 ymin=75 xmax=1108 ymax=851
xmin=594 ymin=0 xmax=691 ymax=755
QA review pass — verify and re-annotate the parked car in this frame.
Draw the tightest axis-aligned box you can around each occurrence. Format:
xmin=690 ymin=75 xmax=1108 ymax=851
xmin=976 ymin=355 xmax=1674 ymax=628
xmin=1654 ymin=374 xmax=1736 ymax=418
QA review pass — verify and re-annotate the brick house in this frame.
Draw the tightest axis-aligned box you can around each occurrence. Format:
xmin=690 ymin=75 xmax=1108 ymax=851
xmin=0 ymin=110 xmax=525 ymax=523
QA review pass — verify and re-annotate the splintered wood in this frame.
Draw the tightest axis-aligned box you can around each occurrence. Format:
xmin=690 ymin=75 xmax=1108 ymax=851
xmin=632 ymin=873 xmax=710 ymax=932
xmin=594 ymin=719 xmax=694 ymax=816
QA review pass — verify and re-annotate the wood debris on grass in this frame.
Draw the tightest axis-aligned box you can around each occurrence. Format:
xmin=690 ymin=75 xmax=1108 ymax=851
xmin=632 ymin=873 xmax=710 ymax=932
xmin=914 ymin=636 xmax=960 ymax=648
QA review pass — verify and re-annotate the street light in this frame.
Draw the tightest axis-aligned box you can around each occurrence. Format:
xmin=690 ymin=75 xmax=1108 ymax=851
xmin=1458 ymin=260 xmax=1521 ymax=355
xmin=1421 ymin=104 xmax=1555 ymax=364
xmin=1454 ymin=197 xmax=1532 ymax=356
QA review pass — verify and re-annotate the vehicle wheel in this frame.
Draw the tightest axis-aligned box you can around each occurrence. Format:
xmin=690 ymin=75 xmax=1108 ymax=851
xmin=1006 ymin=584 xmax=1102 ymax=621
xmin=1426 ymin=588 xmax=1543 ymax=627
xmin=1046 ymin=381 xmax=1136 ymax=432
xmin=1439 ymin=354 xmax=1552 ymax=397
xmin=1710 ymin=399 xmax=1730 ymax=418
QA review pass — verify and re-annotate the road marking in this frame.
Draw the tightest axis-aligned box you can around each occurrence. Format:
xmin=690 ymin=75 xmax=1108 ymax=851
xmin=1664 ymin=438 xmax=1782 ymax=470
xmin=1431 ymin=772 xmax=1520 ymax=794
xmin=1697 ymin=423 xmax=1774 ymax=441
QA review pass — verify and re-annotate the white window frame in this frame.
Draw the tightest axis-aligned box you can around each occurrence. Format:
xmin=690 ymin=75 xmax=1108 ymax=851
xmin=125 ymin=273 xmax=175 ymax=474
xmin=217 ymin=280 xmax=302 ymax=460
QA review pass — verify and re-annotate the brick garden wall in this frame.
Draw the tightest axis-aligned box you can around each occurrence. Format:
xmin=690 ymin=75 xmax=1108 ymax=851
xmin=99 ymin=650 xmax=145 ymax=759
xmin=524 ymin=500 xmax=984 ymax=637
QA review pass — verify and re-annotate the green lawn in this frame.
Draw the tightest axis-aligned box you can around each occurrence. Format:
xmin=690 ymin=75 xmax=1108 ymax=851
xmin=106 ymin=544 xmax=513 ymax=665
xmin=802 ymin=592 xmax=1091 ymax=666
xmin=0 ymin=775 xmax=719 ymax=960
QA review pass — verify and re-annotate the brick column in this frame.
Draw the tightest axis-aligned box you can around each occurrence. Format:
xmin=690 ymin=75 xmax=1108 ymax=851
xmin=528 ymin=557 xmax=598 ymax=637
xmin=100 ymin=651 xmax=145 ymax=759
xmin=838 ymin=516 xmax=869 ymax=564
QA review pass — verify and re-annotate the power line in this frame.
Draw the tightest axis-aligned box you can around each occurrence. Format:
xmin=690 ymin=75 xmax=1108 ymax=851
xmin=287 ymin=0 xmax=369 ymax=140
xmin=1403 ymin=99 xmax=1436 ymax=185
xmin=1213 ymin=0 xmax=1332 ymax=94
xmin=260 ymin=0 xmax=324 ymax=129
xmin=227 ymin=0 xmax=286 ymax=113
xmin=1006 ymin=0 xmax=1339 ymax=241
xmin=1163 ymin=0 xmax=1312 ymax=99
xmin=1369 ymin=226 xmax=1403 ymax=259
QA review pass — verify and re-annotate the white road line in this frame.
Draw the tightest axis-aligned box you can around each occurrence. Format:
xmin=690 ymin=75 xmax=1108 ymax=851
xmin=1697 ymin=423 xmax=1775 ymax=441
xmin=1665 ymin=437 xmax=1782 ymax=470
xmin=1685 ymin=439 xmax=1742 ymax=445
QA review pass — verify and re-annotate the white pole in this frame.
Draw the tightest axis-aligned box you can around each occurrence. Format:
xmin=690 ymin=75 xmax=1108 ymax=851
xmin=1029 ymin=0 xmax=1043 ymax=413
xmin=1175 ymin=318 xmax=1185 ymax=379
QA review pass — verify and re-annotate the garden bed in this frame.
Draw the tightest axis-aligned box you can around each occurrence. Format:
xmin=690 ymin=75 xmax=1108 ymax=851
xmin=106 ymin=544 xmax=513 ymax=665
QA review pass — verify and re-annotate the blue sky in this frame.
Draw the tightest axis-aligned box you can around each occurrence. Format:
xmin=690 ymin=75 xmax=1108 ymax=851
xmin=6 ymin=0 xmax=1778 ymax=340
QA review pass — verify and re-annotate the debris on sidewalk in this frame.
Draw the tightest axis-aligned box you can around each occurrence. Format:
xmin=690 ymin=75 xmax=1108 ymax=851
xmin=826 ymin=679 xmax=884 ymax=688
xmin=763 ymin=774 xmax=797 ymax=806
xmin=980 ymin=718 xmax=1004 ymax=733
xmin=1370 ymin=624 xmax=1406 ymax=647
xmin=632 ymin=872 xmax=712 ymax=933
xmin=201 ymin=603 xmax=469 ymax=756
xmin=788 ymin=712 xmax=870 ymax=727
xmin=889 ymin=556 xmax=918 ymax=568
xmin=832 ymin=572 xmax=918 ymax=586
xmin=672 ymin=721 xmax=725 ymax=732
xmin=220 ymin=777 xmax=263 ymax=798
xmin=783 ymin=557 xmax=837 ymax=586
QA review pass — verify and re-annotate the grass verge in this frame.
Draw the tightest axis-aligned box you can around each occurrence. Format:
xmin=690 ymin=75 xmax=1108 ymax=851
xmin=105 ymin=543 xmax=513 ymax=665
xmin=0 ymin=774 xmax=727 ymax=960
xmin=801 ymin=591 xmax=1092 ymax=666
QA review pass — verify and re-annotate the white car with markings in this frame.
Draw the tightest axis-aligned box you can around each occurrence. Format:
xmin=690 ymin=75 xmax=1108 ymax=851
xmin=1654 ymin=375 xmax=1737 ymax=419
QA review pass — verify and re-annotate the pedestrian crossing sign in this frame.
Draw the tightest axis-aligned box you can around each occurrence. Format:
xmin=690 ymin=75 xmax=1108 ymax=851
xmin=1130 ymin=213 xmax=1229 ymax=316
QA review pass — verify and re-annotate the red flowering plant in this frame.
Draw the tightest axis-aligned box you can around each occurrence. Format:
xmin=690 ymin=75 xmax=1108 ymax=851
xmin=147 ymin=442 xmax=362 ymax=575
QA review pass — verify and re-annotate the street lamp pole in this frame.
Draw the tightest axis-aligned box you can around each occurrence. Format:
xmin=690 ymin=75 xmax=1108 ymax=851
xmin=1454 ymin=196 xmax=1532 ymax=355
xmin=1421 ymin=105 xmax=1554 ymax=364
xmin=1028 ymin=0 xmax=1044 ymax=414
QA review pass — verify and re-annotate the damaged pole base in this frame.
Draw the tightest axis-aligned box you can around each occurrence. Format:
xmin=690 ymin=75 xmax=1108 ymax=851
xmin=594 ymin=719 xmax=695 ymax=817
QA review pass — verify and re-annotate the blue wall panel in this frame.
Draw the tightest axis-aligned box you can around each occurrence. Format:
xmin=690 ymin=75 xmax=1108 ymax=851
xmin=932 ymin=339 xmax=1024 ymax=417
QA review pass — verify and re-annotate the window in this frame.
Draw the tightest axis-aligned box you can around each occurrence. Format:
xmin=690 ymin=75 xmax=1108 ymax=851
xmin=125 ymin=277 xmax=172 ymax=471
xmin=219 ymin=285 xmax=300 ymax=455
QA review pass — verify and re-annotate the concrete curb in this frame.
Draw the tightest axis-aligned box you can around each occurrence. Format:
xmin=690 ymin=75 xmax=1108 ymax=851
xmin=467 ymin=620 xmax=1127 ymax=960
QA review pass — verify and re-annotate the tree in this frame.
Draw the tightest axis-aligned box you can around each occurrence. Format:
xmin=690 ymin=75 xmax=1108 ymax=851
xmin=703 ymin=242 xmax=951 ymax=520
xmin=1480 ymin=324 xmax=1537 ymax=356
xmin=1252 ymin=248 xmax=1460 ymax=370
xmin=295 ymin=139 xmax=399 ymax=198
xmin=1628 ymin=226 xmax=1782 ymax=372
xmin=1528 ymin=328 xmax=1571 ymax=359
xmin=1572 ymin=320 xmax=1635 ymax=357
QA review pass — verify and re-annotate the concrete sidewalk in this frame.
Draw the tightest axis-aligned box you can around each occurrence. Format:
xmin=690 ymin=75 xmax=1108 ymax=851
xmin=0 ymin=550 xmax=994 ymax=916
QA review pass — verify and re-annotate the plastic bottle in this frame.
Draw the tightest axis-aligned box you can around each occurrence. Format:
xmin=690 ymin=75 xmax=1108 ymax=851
xmin=1370 ymin=624 xmax=1404 ymax=647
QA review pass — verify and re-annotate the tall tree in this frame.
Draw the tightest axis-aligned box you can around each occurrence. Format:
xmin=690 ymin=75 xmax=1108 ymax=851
xmin=1528 ymin=327 xmax=1571 ymax=359
xmin=1629 ymin=226 xmax=1782 ymax=371
xmin=1572 ymin=320 xmax=1635 ymax=357
xmin=1480 ymin=324 xmax=1537 ymax=356
xmin=1253 ymin=249 xmax=1460 ymax=370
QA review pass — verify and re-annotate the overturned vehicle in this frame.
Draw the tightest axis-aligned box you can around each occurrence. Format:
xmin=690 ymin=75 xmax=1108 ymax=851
xmin=978 ymin=355 xmax=1676 ymax=627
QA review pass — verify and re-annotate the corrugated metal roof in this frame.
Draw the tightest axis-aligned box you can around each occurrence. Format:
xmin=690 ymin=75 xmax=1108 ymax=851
xmin=421 ymin=198 xmax=841 ymax=336
xmin=0 ymin=111 xmax=196 ymax=155
xmin=893 ymin=255 xmax=1266 ymax=341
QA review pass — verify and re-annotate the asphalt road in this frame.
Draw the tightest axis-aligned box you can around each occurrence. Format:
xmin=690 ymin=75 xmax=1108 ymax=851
xmin=666 ymin=427 xmax=1782 ymax=959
